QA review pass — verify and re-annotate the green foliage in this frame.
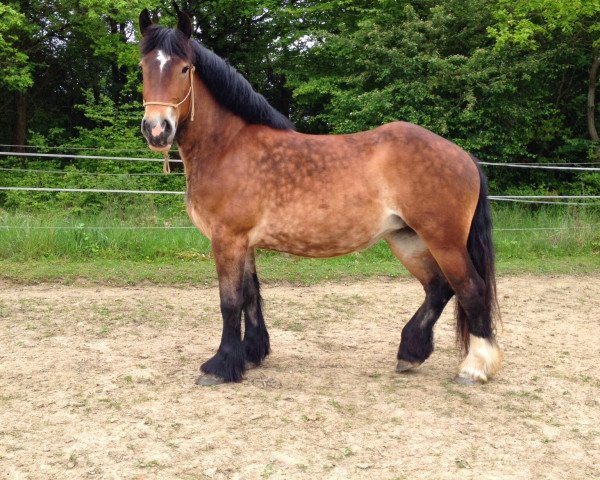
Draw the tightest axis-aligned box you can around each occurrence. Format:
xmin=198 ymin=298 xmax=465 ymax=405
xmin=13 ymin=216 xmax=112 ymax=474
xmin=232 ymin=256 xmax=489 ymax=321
xmin=0 ymin=0 xmax=599 ymax=216
xmin=281 ymin=0 xmax=599 ymax=193
xmin=69 ymin=90 xmax=146 ymax=152
xmin=0 ymin=4 xmax=33 ymax=90
xmin=1 ymin=87 xmax=184 ymax=214
xmin=489 ymin=0 xmax=600 ymax=49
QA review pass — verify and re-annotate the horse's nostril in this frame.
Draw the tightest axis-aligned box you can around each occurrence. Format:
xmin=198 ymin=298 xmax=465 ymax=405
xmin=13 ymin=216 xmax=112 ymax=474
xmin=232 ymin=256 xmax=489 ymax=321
xmin=163 ymin=120 xmax=172 ymax=136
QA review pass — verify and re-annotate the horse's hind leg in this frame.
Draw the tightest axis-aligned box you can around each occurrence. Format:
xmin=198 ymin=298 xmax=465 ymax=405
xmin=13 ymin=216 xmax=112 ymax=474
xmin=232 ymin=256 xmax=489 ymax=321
xmin=427 ymin=245 xmax=501 ymax=384
xmin=242 ymin=249 xmax=270 ymax=367
xmin=386 ymin=229 xmax=454 ymax=372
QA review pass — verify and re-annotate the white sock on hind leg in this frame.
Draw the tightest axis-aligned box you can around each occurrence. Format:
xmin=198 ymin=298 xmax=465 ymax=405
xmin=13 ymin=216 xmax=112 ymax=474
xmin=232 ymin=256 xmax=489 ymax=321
xmin=458 ymin=334 xmax=502 ymax=383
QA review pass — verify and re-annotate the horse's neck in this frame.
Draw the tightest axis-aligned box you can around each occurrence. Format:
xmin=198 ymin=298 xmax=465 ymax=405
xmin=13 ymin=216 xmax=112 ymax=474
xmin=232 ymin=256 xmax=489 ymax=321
xmin=176 ymin=77 xmax=246 ymax=173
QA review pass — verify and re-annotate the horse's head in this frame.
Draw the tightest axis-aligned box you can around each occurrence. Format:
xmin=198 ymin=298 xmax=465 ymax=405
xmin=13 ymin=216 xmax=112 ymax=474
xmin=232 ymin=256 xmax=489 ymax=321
xmin=139 ymin=8 xmax=194 ymax=152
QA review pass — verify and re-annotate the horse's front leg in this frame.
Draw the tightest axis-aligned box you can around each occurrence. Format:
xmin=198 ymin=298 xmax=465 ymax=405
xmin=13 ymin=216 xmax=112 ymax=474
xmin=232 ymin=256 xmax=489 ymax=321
xmin=196 ymin=233 xmax=248 ymax=385
xmin=242 ymin=248 xmax=270 ymax=367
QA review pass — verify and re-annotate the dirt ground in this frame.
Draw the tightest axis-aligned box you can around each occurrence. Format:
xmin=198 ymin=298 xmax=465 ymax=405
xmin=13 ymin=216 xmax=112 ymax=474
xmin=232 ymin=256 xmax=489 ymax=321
xmin=0 ymin=275 xmax=599 ymax=480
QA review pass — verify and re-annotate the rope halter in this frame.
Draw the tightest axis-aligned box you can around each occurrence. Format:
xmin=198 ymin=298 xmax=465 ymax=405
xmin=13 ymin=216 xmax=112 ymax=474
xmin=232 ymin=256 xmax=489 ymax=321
xmin=142 ymin=65 xmax=195 ymax=174
xmin=142 ymin=65 xmax=195 ymax=122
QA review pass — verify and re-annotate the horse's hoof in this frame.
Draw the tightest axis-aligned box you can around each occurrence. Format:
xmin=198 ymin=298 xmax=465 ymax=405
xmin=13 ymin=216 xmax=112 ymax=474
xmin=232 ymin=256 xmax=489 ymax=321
xmin=245 ymin=362 xmax=258 ymax=370
xmin=454 ymin=374 xmax=483 ymax=386
xmin=195 ymin=373 xmax=226 ymax=386
xmin=396 ymin=360 xmax=421 ymax=373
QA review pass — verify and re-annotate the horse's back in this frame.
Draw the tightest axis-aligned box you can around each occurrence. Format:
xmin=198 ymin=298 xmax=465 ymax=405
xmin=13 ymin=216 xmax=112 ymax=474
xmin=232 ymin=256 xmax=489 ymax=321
xmin=270 ymin=120 xmax=481 ymax=227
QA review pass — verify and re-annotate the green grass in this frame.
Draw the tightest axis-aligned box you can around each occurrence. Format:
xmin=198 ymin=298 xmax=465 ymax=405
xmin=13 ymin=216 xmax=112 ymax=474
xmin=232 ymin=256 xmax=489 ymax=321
xmin=492 ymin=206 xmax=600 ymax=261
xmin=0 ymin=205 xmax=598 ymax=285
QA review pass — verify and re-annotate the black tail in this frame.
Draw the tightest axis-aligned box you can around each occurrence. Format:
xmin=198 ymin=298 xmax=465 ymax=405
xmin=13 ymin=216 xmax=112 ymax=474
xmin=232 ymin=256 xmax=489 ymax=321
xmin=456 ymin=156 xmax=499 ymax=351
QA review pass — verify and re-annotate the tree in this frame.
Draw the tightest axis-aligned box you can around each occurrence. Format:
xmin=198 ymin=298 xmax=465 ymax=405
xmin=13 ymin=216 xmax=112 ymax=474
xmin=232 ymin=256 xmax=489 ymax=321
xmin=0 ymin=4 xmax=32 ymax=91
xmin=0 ymin=3 xmax=33 ymax=150
xmin=168 ymin=1 xmax=299 ymax=116
xmin=2 ymin=0 xmax=597 ymax=199
xmin=0 ymin=0 xmax=153 ymax=148
xmin=488 ymin=0 xmax=600 ymax=143
xmin=278 ymin=0 xmax=597 ymax=194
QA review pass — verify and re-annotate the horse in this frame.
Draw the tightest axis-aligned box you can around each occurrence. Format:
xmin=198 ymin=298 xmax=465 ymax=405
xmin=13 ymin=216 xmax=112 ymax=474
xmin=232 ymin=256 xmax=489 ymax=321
xmin=138 ymin=7 xmax=501 ymax=386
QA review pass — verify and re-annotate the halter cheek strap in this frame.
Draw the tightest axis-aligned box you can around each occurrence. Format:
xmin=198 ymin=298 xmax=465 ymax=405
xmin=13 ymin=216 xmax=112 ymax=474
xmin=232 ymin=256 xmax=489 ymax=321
xmin=142 ymin=65 xmax=195 ymax=122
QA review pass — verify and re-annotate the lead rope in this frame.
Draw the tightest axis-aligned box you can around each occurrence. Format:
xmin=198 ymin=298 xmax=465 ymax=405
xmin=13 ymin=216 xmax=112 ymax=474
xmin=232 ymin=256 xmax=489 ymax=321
xmin=163 ymin=151 xmax=171 ymax=174
xmin=143 ymin=65 xmax=196 ymax=174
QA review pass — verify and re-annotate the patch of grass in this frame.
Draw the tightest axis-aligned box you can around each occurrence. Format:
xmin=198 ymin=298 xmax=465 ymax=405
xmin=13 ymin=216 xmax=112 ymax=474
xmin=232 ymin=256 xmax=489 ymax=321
xmin=261 ymin=461 xmax=275 ymax=479
xmin=327 ymin=398 xmax=355 ymax=415
xmin=98 ymin=397 xmax=123 ymax=410
xmin=3 ymin=255 xmax=598 ymax=287
xmin=0 ymin=259 xmax=216 ymax=286
xmin=499 ymin=402 xmax=531 ymax=415
xmin=317 ymin=293 xmax=369 ymax=310
xmin=0 ymin=394 xmax=18 ymax=404
xmin=0 ymin=205 xmax=598 ymax=284
xmin=285 ymin=321 xmax=305 ymax=332
xmin=66 ymin=453 xmax=78 ymax=469
xmin=442 ymin=380 xmax=471 ymax=401
xmin=506 ymin=390 xmax=542 ymax=401
xmin=330 ymin=447 xmax=354 ymax=460
xmin=132 ymin=394 xmax=153 ymax=404
xmin=301 ymin=413 xmax=322 ymax=423
xmin=493 ymin=205 xmax=600 ymax=260
xmin=137 ymin=460 xmax=161 ymax=469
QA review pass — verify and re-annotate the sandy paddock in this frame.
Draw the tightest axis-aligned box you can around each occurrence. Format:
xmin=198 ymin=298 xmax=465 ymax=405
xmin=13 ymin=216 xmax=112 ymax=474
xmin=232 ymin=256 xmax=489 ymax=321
xmin=1 ymin=275 xmax=599 ymax=479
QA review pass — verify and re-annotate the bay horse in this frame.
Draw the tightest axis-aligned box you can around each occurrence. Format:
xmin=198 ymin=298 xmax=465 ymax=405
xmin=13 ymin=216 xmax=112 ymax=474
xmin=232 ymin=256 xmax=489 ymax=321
xmin=138 ymin=8 xmax=501 ymax=386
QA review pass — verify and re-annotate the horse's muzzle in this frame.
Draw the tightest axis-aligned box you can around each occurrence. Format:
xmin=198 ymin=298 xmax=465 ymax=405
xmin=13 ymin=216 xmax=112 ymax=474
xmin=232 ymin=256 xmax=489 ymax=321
xmin=141 ymin=116 xmax=175 ymax=151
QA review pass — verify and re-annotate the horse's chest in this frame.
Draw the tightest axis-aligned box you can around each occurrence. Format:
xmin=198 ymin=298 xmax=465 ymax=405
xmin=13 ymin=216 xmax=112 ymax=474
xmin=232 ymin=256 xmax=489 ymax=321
xmin=187 ymin=203 xmax=212 ymax=239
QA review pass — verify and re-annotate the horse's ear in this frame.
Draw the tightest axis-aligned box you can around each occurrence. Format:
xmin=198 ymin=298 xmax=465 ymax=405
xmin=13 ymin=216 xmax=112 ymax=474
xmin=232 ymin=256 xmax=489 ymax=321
xmin=139 ymin=9 xmax=153 ymax=37
xmin=173 ymin=2 xmax=192 ymax=39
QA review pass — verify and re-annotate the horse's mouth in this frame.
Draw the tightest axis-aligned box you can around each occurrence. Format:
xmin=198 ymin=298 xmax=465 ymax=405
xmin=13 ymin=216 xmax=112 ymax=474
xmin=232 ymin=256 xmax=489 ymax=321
xmin=147 ymin=142 xmax=172 ymax=153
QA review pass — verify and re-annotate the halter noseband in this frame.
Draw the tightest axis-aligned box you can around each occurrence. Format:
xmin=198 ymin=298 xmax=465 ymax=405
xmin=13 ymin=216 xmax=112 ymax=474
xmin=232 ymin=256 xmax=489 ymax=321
xmin=142 ymin=65 xmax=195 ymax=122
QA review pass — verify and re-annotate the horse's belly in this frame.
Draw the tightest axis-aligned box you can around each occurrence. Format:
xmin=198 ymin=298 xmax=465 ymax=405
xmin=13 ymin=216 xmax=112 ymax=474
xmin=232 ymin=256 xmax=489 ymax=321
xmin=251 ymin=210 xmax=404 ymax=258
xmin=255 ymin=235 xmax=371 ymax=258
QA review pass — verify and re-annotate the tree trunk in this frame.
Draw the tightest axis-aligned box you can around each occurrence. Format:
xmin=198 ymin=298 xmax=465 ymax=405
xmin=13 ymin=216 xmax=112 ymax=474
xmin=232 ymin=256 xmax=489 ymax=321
xmin=11 ymin=91 xmax=28 ymax=152
xmin=587 ymin=55 xmax=600 ymax=142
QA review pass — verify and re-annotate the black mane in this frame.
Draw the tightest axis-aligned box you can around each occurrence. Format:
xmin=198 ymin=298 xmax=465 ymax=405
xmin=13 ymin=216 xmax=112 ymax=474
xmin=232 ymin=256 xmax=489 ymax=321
xmin=141 ymin=25 xmax=295 ymax=130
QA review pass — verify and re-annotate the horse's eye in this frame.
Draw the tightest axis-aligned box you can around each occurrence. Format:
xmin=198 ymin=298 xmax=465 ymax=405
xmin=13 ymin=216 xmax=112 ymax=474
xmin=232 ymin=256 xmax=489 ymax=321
xmin=182 ymin=66 xmax=190 ymax=74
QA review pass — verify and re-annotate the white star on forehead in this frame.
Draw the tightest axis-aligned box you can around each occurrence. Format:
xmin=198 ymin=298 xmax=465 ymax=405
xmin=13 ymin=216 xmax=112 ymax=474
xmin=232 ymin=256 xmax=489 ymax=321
xmin=156 ymin=50 xmax=171 ymax=72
